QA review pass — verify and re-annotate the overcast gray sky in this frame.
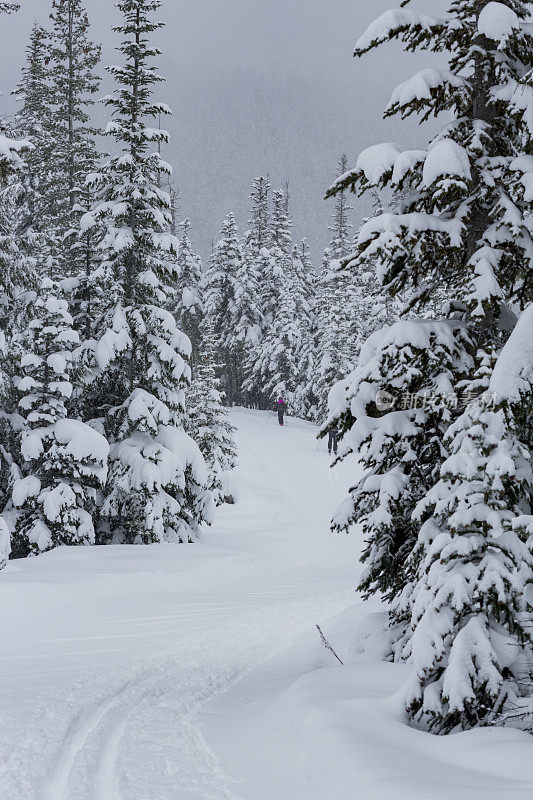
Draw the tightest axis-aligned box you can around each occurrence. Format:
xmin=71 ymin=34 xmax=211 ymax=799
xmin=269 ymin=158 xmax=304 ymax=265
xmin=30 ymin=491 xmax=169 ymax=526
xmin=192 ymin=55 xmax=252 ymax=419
xmin=0 ymin=0 xmax=438 ymax=261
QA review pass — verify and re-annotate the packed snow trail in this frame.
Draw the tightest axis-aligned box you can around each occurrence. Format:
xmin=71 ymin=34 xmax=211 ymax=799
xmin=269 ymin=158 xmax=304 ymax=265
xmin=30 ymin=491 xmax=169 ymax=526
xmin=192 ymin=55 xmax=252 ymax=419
xmin=0 ymin=409 xmax=361 ymax=800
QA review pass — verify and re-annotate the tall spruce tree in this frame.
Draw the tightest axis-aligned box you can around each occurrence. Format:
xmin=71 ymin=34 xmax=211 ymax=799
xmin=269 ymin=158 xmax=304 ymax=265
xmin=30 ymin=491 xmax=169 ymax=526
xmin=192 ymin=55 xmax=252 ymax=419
xmin=187 ymin=318 xmax=237 ymax=506
xmin=231 ymin=237 xmax=262 ymax=407
xmin=270 ymin=187 xmax=293 ymax=254
xmin=310 ymin=251 xmax=350 ymax=422
xmin=240 ymin=176 xmax=274 ymax=406
xmin=176 ymin=218 xmax=203 ymax=372
xmin=328 ymin=153 xmax=352 ymax=261
xmin=204 ymin=213 xmax=243 ymax=405
xmin=326 ymin=0 xmax=533 ymax=731
xmin=0 ymin=28 xmax=34 ymax=531
xmin=310 ymin=157 xmax=357 ymax=422
xmin=249 ymin=270 xmax=302 ymax=406
xmin=0 ymin=129 xmax=35 ymax=335
xmin=12 ymin=23 xmax=57 ymax=263
xmin=48 ymin=0 xmax=101 ymax=272
xmin=263 ymin=187 xmax=292 ymax=323
xmin=247 ymin=176 xmax=271 ymax=255
xmin=242 ymin=246 xmax=281 ymax=406
xmin=297 ymin=238 xmax=318 ymax=307
xmin=289 ymin=242 xmax=315 ymax=418
xmin=81 ymin=0 xmax=213 ymax=545
xmin=245 ymin=184 xmax=298 ymax=406
xmin=328 ymin=1 xmax=533 ymax=332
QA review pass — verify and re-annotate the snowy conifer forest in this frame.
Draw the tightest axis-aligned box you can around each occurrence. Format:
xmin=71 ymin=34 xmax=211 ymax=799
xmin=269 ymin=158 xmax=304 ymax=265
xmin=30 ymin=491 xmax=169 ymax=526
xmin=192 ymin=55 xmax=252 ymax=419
xmin=1 ymin=1 xmax=533 ymax=798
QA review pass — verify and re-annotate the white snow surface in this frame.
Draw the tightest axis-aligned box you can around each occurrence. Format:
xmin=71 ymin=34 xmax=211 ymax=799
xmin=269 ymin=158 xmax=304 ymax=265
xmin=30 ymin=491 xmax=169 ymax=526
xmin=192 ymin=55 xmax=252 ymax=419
xmin=356 ymin=142 xmax=401 ymax=184
xmin=354 ymin=8 xmax=440 ymax=53
xmin=490 ymin=303 xmax=533 ymax=401
xmin=423 ymin=138 xmax=471 ymax=187
xmin=388 ymin=68 xmax=464 ymax=109
xmin=0 ymin=133 xmax=31 ymax=168
xmin=478 ymin=2 xmax=519 ymax=44
xmin=1 ymin=409 xmax=532 ymax=799
xmin=54 ymin=418 xmax=110 ymax=466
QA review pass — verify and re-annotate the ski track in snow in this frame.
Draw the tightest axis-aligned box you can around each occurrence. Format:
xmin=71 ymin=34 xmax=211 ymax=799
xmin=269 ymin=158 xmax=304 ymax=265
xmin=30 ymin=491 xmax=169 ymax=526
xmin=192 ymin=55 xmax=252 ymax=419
xmin=0 ymin=410 xmax=359 ymax=800
xmin=40 ymin=593 xmax=352 ymax=800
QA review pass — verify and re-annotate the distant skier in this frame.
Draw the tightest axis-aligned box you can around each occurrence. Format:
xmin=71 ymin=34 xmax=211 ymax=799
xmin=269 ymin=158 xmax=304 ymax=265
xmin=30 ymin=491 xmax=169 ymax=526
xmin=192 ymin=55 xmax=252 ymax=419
xmin=275 ymin=397 xmax=287 ymax=426
xmin=328 ymin=428 xmax=339 ymax=456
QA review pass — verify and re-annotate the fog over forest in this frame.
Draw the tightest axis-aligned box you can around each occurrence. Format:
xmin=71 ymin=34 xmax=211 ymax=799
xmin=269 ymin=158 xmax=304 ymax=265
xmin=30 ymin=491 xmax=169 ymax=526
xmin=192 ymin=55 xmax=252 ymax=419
xmin=0 ymin=0 xmax=440 ymax=260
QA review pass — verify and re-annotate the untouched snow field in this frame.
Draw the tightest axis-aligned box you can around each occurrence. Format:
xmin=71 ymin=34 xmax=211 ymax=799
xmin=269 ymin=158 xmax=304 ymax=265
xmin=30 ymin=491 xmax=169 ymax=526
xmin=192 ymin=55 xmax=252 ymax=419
xmin=1 ymin=409 xmax=532 ymax=799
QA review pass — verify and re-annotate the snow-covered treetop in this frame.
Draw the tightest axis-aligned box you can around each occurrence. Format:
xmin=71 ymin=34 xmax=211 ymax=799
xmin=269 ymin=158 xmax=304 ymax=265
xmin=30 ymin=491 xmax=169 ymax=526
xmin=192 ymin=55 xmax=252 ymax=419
xmin=247 ymin=176 xmax=271 ymax=254
xmin=328 ymin=154 xmax=353 ymax=262
xmin=48 ymin=0 xmax=102 ymax=177
xmin=271 ymin=189 xmax=293 ymax=254
xmin=12 ymin=22 xmax=54 ymax=139
xmin=102 ymin=0 xmax=169 ymax=156
xmin=82 ymin=0 xmax=178 ymax=307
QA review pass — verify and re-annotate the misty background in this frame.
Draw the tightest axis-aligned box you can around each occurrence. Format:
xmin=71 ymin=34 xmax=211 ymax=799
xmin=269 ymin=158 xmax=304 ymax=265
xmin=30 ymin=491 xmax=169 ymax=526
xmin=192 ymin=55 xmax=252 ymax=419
xmin=0 ymin=0 xmax=438 ymax=262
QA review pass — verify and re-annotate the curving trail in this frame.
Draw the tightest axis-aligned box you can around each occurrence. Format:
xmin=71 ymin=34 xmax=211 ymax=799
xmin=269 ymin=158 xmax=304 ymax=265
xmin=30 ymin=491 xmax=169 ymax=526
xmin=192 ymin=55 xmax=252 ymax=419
xmin=0 ymin=410 xmax=361 ymax=800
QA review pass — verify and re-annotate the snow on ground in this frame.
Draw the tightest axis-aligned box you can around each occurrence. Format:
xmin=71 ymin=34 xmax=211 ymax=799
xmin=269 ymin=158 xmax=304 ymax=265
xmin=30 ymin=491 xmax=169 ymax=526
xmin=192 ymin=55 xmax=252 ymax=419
xmin=1 ymin=408 xmax=532 ymax=800
xmin=0 ymin=409 xmax=360 ymax=800
xmin=202 ymin=605 xmax=533 ymax=800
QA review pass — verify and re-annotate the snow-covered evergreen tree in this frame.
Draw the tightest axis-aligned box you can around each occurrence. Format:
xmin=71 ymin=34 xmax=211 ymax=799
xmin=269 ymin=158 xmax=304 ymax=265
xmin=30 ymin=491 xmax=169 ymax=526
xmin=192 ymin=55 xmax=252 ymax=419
xmin=81 ymin=0 xmax=213 ymax=545
xmin=176 ymin=218 xmax=203 ymax=371
xmin=326 ymin=319 xmax=473 ymax=606
xmin=306 ymin=156 xmax=360 ymax=422
xmin=188 ymin=318 xmax=237 ymax=506
xmin=204 ymin=214 xmax=239 ymax=344
xmin=310 ymin=251 xmax=350 ymax=422
xmin=246 ymin=175 xmax=271 ymax=255
xmin=0 ymin=39 xmax=34 ymax=523
xmin=249 ymin=270 xmax=302 ymax=406
xmin=242 ymin=246 xmax=281 ymax=405
xmin=405 ymin=351 xmax=533 ymax=732
xmin=204 ymin=213 xmax=245 ymax=405
xmin=0 ymin=136 xmax=35 ymax=335
xmin=231 ymin=239 xmax=262 ymax=407
xmin=328 ymin=1 xmax=533 ymax=336
xmin=296 ymin=238 xmax=317 ymax=308
xmin=326 ymin=0 xmax=533 ymax=732
xmin=260 ymin=188 xmax=293 ymax=328
xmin=11 ymin=22 xmax=57 ymax=263
xmin=239 ymin=176 xmax=277 ymax=406
xmin=328 ymin=153 xmax=352 ymax=261
xmin=48 ymin=0 xmax=101 ymax=272
xmin=10 ymin=280 xmax=108 ymax=558
xmin=270 ymin=187 xmax=293 ymax=255
xmin=486 ymin=303 xmax=533 ymax=729
xmin=288 ymin=242 xmax=316 ymax=418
